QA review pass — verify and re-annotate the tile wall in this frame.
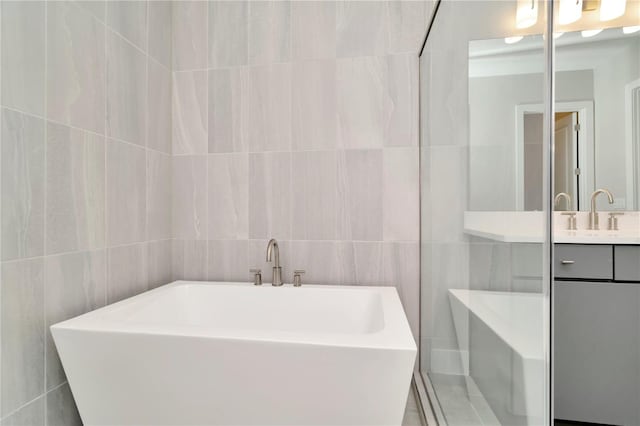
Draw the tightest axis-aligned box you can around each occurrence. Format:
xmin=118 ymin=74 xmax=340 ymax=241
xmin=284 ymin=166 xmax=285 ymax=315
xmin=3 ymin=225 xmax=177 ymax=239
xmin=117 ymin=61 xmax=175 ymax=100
xmin=0 ymin=1 xmax=173 ymax=423
xmin=171 ymin=0 xmax=433 ymax=346
xmin=0 ymin=1 xmax=432 ymax=423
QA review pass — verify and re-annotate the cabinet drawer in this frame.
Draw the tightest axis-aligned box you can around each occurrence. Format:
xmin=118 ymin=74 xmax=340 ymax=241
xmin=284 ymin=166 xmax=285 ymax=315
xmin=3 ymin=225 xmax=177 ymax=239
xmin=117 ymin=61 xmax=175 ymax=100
xmin=614 ymin=246 xmax=640 ymax=281
xmin=555 ymin=244 xmax=613 ymax=280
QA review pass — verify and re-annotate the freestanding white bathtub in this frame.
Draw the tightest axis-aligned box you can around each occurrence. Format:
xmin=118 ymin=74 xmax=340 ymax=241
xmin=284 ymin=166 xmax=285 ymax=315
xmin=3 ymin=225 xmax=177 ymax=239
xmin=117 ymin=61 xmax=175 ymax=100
xmin=51 ymin=281 xmax=416 ymax=425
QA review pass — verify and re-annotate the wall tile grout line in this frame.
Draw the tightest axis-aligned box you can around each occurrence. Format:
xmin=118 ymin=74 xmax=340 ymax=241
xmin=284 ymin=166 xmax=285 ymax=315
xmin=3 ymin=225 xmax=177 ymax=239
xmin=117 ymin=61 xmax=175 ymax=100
xmin=43 ymin=0 xmax=49 ymax=422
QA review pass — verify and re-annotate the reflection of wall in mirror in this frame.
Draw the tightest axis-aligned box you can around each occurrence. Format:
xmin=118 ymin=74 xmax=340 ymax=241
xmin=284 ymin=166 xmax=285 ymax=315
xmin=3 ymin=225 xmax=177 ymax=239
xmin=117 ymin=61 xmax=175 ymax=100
xmin=591 ymin=38 xmax=640 ymax=210
xmin=469 ymin=70 xmax=593 ymax=211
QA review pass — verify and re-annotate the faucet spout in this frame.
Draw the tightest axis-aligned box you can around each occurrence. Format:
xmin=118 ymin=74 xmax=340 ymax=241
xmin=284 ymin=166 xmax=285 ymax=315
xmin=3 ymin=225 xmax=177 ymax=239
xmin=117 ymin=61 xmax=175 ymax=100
xmin=266 ymin=238 xmax=280 ymax=266
xmin=266 ymin=239 xmax=283 ymax=286
xmin=554 ymin=192 xmax=572 ymax=210
xmin=588 ymin=189 xmax=614 ymax=230
xmin=590 ymin=188 xmax=614 ymax=213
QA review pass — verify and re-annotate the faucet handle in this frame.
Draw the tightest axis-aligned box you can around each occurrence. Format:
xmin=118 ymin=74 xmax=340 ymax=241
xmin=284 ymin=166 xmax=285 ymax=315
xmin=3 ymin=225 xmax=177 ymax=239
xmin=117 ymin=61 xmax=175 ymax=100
xmin=560 ymin=212 xmax=578 ymax=231
xmin=608 ymin=212 xmax=624 ymax=231
xmin=250 ymin=268 xmax=262 ymax=286
xmin=293 ymin=270 xmax=305 ymax=287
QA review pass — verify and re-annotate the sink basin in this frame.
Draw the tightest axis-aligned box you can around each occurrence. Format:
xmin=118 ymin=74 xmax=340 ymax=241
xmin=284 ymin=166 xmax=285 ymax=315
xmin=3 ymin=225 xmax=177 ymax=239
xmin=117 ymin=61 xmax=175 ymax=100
xmin=51 ymin=281 xmax=416 ymax=425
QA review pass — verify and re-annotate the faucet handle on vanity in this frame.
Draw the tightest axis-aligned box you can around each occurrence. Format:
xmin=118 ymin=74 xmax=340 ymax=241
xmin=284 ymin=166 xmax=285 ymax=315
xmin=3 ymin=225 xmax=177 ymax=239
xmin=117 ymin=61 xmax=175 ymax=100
xmin=293 ymin=270 xmax=305 ymax=287
xmin=607 ymin=212 xmax=624 ymax=231
xmin=561 ymin=212 xmax=578 ymax=231
xmin=250 ymin=269 xmax=262 ymax=286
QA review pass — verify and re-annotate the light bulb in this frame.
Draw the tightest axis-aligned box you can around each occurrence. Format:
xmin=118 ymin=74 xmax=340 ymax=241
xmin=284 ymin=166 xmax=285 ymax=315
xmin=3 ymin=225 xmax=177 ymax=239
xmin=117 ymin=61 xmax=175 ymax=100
xmin=559 ymin=0 xmax=583 ymax=24
xmin=581 ymin=28 xmax=603 ymax=37
xmin=516 ymin=0 xmax=538 ymax=28
xmin=623 ymin=26 xmax=640 ymax=34
xmin=600 ymin=0 xmax=626 ymax=21
xmin=505 ymin=36 xmax=524 ymax=44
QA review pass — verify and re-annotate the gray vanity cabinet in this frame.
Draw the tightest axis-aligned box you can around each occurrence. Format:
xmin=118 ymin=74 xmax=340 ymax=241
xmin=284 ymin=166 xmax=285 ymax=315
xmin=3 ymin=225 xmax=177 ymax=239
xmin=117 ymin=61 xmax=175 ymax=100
xmin=554 ymin=244 xmax=640 ymax=426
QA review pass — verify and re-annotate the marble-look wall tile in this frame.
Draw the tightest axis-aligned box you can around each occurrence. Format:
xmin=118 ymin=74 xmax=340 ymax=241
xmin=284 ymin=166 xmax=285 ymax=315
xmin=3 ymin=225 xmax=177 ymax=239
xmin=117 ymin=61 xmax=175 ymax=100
xmin=171 ymin=239 xmax=185 ymax=280
xmin=209 ymin=1 xmax=248 ymax=68
xmin=336 ymin=1 xmax=387 ymax=58
xmin=47 ymin=1 xmax=105 ymax=134
xmin=427 ymin=146 xmax=468 ymax=242
xmin=352 ymin=241 xmax=384 ymax=285
xmin=1 ymin=258 xmax=45 ymax=417
xmin=208 ymin=68 xmax=248 ymax=153
xmin=147 ymin=150 xmax=172 ymax=240
xmin=208 ymin=154 xmax=248 ymax=239
xmin=337 ymin=56 xmax=389 ymax=149
xmin=1 ymin=1 xmax=45 ymax=116
xmin=341 ymin=149 xmax=383 ymax=241
xmin=383 ymin=148 xmax=419 ymax=241
xmin=147 ymin=240 xmax=173 ymax=289
xmin=292 ymin=60 xmax=337 ymax=151
xmin=387 ymin=1 xmax=428 ymax=54
xmin=428 ymin=243 xmax=469 ymax=352
xmin=248 ymin=152 xmax=291 ymax=239
xmin=291 ymin=150 xmax=339 ymax=240
xmin=384 ymin=242 xmax=420 ymax=343
xmin=44 ymin=250 xmax=106 ymax=390
xmin=248 ymin=1 xmax=291 ymax=65
xmin=148 ymin=1 xmax=172 ymax=68
xmin=147 ymin=59 xmax=172 ymax=154
xmin=172 ymin=1 xmax=207 ymax=71
xmin=1 ymin=109 xmax=45 ymax=261
xmin=107 ymin=1 xmax=148 ymax=51
xmin=173 ymin=70 xmax=208 ymax=155
xmin=45 ymin=384 xmax=82 ymax=426
xmin=207 ymin=240 xmax=248 ymax=282
xmin=247 ymin=64 xmax=292 ymax=152
xmin=0 ymin=395 xmax=44 ymax=426
xmin=175 ymin=240 xmax=208 ymax=281
xmin=426 ymin=48 xmax=469 ymax=147
xmin=248 ymin=239 xmax=292 ymax=284
xmin=172 ymin=156 xmax=207 ymax=240
xmin=106 ymin=29 xmax=147 ymax=147
xmin=292 ymin=1 xmax=336 ymax=61
xmin=106 ymin=139 xmax=146 ymax=246
xmin=290 ymin=241 xmax=356 ymax=285
xmin=46 ymin=123 xmax=105 ymax=255
xmin=76 ymin=1 xmax=106 ymax=22
xmin=107 ymin=243 xmax=148 ymax=304
xmin=386 ymin=54 xmax=418 ymax=147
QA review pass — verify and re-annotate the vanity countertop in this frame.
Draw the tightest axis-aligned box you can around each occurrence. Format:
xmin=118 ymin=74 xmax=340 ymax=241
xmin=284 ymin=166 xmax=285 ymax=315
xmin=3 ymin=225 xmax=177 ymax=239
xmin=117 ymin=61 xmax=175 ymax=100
xmin=464 ymin=211 xmax=640 ymax=244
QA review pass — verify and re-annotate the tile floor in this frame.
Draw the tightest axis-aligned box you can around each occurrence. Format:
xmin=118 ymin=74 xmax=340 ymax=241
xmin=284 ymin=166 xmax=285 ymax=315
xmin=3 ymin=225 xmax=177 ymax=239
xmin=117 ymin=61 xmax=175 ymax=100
xmin=429 ymin=373 xmax=500 ymax=426
xmin=402 ymin=386 xmax=425 ymax=426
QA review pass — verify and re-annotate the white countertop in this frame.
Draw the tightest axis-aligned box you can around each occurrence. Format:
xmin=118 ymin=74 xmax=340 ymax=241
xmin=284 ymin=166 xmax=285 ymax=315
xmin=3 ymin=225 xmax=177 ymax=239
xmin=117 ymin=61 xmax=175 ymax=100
xmin=464 ymin=211 xmax=640 ymax=244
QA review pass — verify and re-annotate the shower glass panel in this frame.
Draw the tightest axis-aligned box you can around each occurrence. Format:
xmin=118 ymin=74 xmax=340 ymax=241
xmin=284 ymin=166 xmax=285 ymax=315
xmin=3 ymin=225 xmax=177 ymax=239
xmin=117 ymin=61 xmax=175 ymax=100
xmin=418 ymin=1 xmax=552 ymax=425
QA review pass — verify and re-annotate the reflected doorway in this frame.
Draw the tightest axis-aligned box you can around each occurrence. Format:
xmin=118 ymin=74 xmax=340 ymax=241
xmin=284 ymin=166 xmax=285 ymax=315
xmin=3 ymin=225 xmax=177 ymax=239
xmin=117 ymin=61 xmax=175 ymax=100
xmin=516 ymin=101 xmax=594 ymax=211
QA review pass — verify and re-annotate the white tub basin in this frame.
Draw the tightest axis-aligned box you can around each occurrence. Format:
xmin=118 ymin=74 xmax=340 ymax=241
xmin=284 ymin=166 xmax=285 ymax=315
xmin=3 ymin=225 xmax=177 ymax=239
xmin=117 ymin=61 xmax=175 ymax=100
xmin=51 ymin=281 xmax=416 ymax=425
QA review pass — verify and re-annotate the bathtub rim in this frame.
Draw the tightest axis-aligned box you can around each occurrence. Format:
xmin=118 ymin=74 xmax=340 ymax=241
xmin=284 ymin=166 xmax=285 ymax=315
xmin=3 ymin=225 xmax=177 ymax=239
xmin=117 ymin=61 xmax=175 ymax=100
xmin=51 ymin=280 xmax=417 ymax=352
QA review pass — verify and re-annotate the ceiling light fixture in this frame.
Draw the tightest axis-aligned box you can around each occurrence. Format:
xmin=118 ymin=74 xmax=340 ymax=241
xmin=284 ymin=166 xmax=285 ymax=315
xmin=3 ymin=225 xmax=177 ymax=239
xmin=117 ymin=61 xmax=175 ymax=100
xmin=516 ymin=0 xmax=538 ymax=28
xmin=505 ymin=36 xmax=524 ymax=44
xmin=554 ymin=32 xmax=565 ymax=39
xmin=600 ymin=0 xmax=626 ymax=21
xmin=559 ymin=0 xmax=583 ymax=24
xmin=581 ymin=28 xmax=603 ymax=37
xmin=623 ymin=26 xmax=640 ymax=34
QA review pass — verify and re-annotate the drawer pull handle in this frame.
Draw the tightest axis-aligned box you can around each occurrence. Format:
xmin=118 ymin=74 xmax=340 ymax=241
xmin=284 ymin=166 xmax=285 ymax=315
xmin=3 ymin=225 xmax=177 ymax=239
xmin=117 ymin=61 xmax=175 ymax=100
xmin=561 ymin=260 xmax=575 ymax=265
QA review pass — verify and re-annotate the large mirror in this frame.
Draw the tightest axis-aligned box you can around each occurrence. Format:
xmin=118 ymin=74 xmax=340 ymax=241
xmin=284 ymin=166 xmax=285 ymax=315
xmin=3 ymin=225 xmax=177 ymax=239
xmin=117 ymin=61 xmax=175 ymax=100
xmin=469 ymin=26 xmax=640 ymax=211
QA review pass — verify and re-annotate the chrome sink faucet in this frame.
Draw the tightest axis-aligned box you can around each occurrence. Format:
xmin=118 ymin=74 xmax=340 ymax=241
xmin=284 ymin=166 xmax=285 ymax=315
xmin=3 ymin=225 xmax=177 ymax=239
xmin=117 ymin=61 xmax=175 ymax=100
xmin=266 ymin=239 xmax=283 ymax=286
xmin=554 ymin=192 xmax=572 ymax=210
xmin=588 ymin=189 xmax=614 ymax=230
